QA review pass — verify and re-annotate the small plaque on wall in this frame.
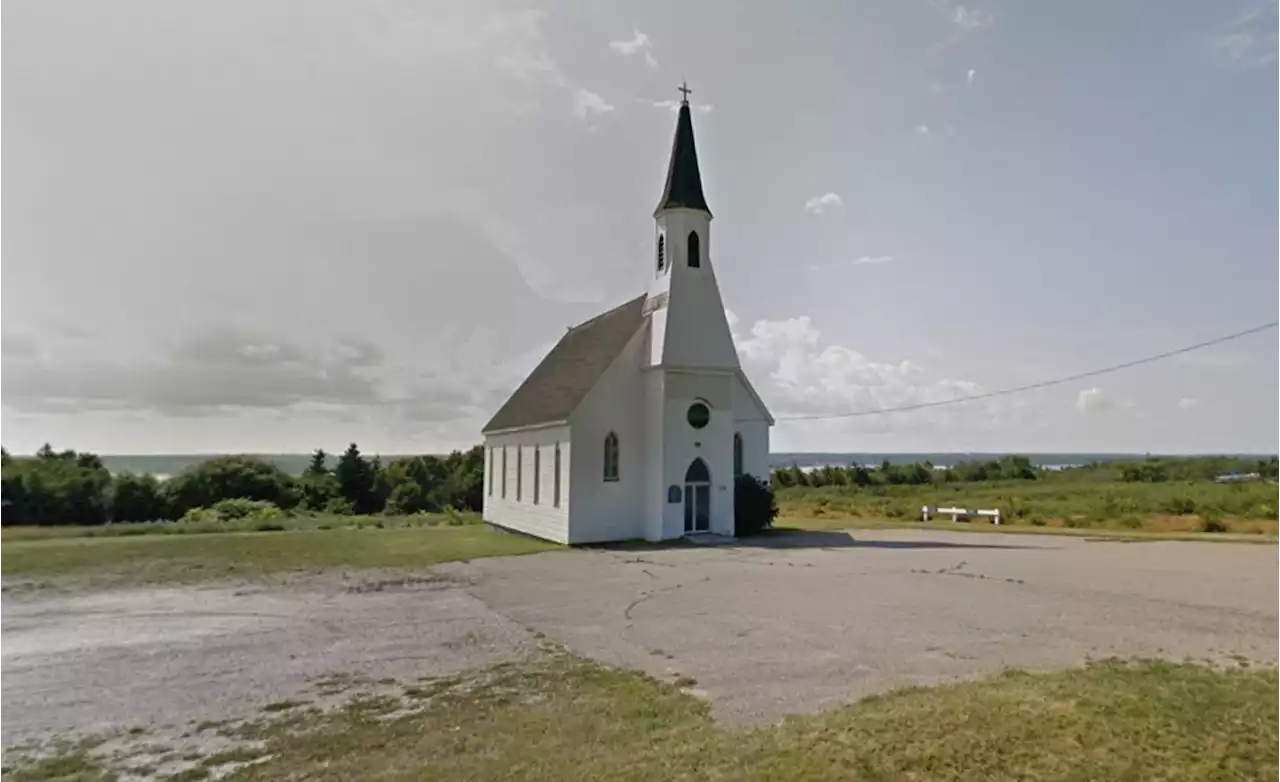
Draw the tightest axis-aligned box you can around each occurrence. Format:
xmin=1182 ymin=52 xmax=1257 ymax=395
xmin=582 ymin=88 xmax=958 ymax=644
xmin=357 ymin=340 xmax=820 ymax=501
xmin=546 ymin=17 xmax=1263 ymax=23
xmin=667 ymin=485 xmax=682 ymax=503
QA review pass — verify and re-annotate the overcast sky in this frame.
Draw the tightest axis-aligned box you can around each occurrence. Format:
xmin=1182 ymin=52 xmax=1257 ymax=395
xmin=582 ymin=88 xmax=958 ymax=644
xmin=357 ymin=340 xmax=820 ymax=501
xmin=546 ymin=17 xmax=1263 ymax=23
xmin=3 ymin=0 xmax=1277 ymax=455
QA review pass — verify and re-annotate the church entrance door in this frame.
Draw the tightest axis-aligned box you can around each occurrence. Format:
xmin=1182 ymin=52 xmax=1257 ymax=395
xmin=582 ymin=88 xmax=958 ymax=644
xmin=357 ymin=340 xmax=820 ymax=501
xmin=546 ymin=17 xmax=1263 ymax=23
xmin=683 ymin=458 xmax=711 ymax=534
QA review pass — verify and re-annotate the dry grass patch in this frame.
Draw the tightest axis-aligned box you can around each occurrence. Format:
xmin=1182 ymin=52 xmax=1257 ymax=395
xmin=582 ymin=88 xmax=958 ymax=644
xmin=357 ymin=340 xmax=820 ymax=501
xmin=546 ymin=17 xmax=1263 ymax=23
xmin=6 ymin=655 xmax=1274 ymax=781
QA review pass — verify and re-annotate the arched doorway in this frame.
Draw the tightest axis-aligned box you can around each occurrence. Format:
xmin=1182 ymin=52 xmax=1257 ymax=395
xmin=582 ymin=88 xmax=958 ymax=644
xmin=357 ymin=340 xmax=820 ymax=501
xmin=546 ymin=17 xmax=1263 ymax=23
xmin=683 ymin=458 xmax=711 ymax=534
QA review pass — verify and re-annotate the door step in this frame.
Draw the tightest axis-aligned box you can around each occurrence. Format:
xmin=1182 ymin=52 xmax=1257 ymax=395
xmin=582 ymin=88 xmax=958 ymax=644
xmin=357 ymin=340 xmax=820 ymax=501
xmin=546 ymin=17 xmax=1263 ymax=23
xmin=683 ymin=533 xmax=736 ymax=546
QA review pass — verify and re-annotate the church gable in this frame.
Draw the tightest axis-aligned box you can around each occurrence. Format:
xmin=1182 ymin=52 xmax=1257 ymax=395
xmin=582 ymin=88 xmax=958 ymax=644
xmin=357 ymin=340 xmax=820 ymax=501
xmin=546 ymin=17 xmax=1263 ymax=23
xmin=483 ymin=294 xmax=647 ymax=433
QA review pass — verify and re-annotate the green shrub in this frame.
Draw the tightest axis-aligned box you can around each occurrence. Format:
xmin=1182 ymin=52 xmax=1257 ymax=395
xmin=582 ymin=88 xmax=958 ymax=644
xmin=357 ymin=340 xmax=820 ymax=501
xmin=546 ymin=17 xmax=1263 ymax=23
xmin=210 ymin=498 xmax=283 ymax=521
xmin=1118 ymin=516 xmax=1143 ymax=530
xmin=735 ymin=474 xmax=777 ymax=536
xmin=1199 ymin=511 xmax=1227 ymax=533
xmin=1163 ymin=497 xmax=1197 ymax=515
xmin=1028 ymin=516 xmax=1047 ymax=527
xmin=180 ymin=499 xmax=283 ymax=524
xmin=180 ymin=506 xmax=222 ymax=523
xmin=442 ymin=505 xmax=469 ymax=526
xmin=323 ymin=497 xmax=355 ymax=515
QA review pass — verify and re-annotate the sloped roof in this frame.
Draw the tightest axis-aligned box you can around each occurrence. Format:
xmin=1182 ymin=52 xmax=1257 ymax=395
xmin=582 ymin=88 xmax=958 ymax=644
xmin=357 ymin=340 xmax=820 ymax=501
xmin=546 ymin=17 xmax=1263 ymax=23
xmin=483 ymin=294 xmax=647 ymax=433
xmin=654 ymin=101 xmax=711 ymax=216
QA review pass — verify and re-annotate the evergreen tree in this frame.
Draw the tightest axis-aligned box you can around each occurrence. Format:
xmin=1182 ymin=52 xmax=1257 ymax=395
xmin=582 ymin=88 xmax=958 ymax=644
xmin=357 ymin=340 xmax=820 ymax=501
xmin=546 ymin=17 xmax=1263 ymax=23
xmin=335 ymin=443 xmax=377 ymax=514
xmin=304 ymin=449 xmax=329 ymax=478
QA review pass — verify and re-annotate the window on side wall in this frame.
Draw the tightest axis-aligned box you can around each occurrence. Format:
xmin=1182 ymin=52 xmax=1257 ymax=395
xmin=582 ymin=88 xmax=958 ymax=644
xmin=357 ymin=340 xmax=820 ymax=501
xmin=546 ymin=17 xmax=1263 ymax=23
xmin=603 ymin=432 xmax=619 ymax=481
xmin=554 ymin=442 xmax=562 ymax=507
xmin=533 ymin=446 xmax=541 ymax=504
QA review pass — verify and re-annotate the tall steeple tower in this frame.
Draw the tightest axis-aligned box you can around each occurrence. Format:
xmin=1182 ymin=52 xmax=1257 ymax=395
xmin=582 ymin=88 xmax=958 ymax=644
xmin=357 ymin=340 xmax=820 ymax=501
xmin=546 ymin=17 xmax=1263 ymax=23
xmin=644 ymin=82 xmax=739 ymax=371
xmin=655 ymin=82 xmax=711 ymax=217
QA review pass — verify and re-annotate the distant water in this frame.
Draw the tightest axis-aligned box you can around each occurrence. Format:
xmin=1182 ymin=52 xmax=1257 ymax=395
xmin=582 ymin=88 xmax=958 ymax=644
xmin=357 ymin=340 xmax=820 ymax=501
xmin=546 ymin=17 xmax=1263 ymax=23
xmin=89 ymin=451 xmax=1269 ymax=478
xmin=766 ymin=452 xmax=1264 ymax=470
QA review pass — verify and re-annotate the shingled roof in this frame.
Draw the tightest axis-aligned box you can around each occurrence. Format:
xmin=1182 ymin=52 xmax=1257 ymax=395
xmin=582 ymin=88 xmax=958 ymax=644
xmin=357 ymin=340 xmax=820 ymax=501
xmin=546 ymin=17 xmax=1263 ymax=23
xmin=654 ymin=101 xmax=711 ymax=216
xmin=482 ymin=294 xmax=647 ymax=433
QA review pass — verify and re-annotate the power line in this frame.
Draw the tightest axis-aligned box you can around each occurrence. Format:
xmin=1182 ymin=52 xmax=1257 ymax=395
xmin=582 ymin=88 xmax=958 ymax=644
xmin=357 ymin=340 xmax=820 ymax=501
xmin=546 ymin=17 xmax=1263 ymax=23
xmin=774 ymin=320 xmax=1279 ymax=423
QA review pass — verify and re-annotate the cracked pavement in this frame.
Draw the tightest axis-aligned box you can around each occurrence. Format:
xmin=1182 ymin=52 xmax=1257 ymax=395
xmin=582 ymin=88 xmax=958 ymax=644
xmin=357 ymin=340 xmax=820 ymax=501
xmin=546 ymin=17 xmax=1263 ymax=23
xmin=3 ymin=527 xmax=1276 ymax=745
xmin=443 ymin=528 xmax=1278 ymax=723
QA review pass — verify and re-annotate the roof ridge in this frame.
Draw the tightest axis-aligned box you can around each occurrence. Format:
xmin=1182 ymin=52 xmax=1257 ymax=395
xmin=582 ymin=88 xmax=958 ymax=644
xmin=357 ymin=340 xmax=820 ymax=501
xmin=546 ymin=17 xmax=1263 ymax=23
xmin=567 ymin=293 xmax=646 ymax=333
xmin=482 ymin=294 xmax=649 ymax=433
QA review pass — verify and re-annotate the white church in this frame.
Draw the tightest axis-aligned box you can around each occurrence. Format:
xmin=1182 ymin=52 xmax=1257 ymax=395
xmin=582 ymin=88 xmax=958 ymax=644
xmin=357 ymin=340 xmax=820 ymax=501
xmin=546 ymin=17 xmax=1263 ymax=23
xmin=481 ymin=90 xmax=774 ymax=544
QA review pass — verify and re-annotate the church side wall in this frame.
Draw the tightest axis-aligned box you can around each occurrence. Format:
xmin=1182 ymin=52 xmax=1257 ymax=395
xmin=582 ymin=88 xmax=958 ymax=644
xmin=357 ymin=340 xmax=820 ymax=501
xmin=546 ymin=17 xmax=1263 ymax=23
xmin=568 ymin=327 xmax=648 ymax=544
xmin=482 ymin=425 xmax=571 ymax=544
xmin=732 ymin=374 xmax=772 ymax=482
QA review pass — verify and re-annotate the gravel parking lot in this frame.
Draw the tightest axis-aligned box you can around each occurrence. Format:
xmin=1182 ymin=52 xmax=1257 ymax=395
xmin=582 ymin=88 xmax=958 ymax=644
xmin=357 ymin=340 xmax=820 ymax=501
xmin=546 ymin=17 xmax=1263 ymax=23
xmin=4 ymin=528 xmax=1276 ymax=745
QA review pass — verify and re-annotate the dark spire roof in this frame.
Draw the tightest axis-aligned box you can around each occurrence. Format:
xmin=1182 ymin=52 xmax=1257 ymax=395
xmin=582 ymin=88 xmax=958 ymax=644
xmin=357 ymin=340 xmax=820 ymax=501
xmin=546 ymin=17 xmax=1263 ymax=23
xmin=655 ymin=101 xmax=711 ymax=216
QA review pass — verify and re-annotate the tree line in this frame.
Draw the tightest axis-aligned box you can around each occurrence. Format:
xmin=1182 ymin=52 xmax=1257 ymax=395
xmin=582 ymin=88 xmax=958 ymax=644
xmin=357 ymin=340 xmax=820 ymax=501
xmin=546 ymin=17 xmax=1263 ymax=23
xmin=773 ymin=455 xmax=1039 ymax=489
xmin=0 ymin=443 xmax=484 ymax=526
xmin=772 ymin=454 xmax=1278 ymax=490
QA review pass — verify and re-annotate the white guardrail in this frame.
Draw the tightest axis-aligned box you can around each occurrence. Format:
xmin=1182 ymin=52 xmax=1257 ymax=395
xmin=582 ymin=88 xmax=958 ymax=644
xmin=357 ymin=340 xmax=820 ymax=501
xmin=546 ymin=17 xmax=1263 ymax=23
xmin=922 ymin=505 xmax=1002 ymax=525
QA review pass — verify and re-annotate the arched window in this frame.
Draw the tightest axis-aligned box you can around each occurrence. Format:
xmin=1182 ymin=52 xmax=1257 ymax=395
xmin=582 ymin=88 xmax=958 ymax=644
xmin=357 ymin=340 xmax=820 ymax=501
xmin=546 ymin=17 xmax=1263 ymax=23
xmin=733 ymin=433 xmax=744 ymax=478
xmin=657 ymin=234 xmax=665 ymax=271
xmin=687 ymin=231 xmax=701 ymax=268
xmin=684 ymin=457 xmax=710 ymax=483
xmin=603 ymin=432 xmax=620 ymax=481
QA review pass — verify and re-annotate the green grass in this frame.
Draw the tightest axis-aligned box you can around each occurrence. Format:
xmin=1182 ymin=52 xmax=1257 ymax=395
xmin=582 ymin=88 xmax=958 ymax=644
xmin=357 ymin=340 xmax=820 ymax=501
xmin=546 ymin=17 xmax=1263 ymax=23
xmin=777 ymin=515 xmax=1280 ymax=543
xmin=0 ymin=511 xmax=480 ymax=542
xmin=225 ymin=656 xmax=1280 ymax=781
xmin=778 ymin=479 xmax=1279 ymax=537
xmin=0 ymin=525 xmax=556 ymax=586
xmin=12 ymin=653 xmax=1272 ymax=781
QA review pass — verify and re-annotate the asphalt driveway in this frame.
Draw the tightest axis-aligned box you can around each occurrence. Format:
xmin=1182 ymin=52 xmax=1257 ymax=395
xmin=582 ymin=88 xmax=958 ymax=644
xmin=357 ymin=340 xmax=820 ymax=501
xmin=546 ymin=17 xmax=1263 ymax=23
xmin=445 ymin=527 xmax=1279 ymax=723
xmin=4 ymin=527 xmax=1276 ymax=745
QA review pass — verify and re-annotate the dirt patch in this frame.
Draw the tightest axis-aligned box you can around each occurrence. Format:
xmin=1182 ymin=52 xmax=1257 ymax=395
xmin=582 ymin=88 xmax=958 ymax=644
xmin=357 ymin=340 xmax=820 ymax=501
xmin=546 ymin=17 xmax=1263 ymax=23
xmin=1 ymin=574 xmax=540 ymax=750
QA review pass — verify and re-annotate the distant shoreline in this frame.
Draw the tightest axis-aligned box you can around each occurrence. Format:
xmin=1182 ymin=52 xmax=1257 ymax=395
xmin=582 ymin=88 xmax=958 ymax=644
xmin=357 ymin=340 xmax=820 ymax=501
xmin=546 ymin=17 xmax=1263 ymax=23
xmin=82 ymin=451 xmax=1280 ymax=477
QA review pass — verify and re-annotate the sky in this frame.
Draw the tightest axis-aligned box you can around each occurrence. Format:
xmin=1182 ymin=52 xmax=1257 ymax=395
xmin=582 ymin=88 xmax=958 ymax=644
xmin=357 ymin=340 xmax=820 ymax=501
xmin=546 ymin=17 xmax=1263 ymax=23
xmin=3 ymin=0 xmax=1277 ymax=455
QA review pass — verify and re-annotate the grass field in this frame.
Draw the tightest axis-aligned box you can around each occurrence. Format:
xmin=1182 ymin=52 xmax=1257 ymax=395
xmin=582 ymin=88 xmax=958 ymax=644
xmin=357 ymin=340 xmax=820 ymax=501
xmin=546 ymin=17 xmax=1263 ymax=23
xmin=777 ymin=479 xmax=1279 ymax=536
xmin=7 ymin=651 xmax=1276 ymax=781
xmin=1 ymin=524 xmax=556 ymax=587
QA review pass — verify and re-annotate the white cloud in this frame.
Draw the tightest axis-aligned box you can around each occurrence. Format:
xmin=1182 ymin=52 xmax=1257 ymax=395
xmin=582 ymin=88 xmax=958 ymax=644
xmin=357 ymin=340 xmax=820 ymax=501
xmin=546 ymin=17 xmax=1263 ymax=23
xmin=648 ymin=98 xmax=714 ymax=114
xmin=488 ymin=9 xmax=567 ymax=87
xmin=725 ymin=312 xmax=1009 ymax=437
xmin=915 ymin=124 xmax=931 ymax=136
xmin=950 ymin=5 xmax=993 ymax=32
xmin=966 ymin=68 xmax=977 ymax=86
xmin=1209 ymin=5 xmax=1278 ymax=70
xmin=930 ymin=1 xmax=994 ymax=49
xmin=608 ymin=28 xmax=658 ymax=69
xmin=1076 ymin=387 xmax=1111 ymax=411
xmin=572 ymin=88 xmax=614 ymax=119
xmin=852 ymin=255 xmax=896 ymax=265
xmin=804 ymin=192 xmax=844 ymax=214
xmin=1075 ymin=386 xmax=1136 ymax=412
xmin=1177 ymin=397 xmax=1202 ymax=410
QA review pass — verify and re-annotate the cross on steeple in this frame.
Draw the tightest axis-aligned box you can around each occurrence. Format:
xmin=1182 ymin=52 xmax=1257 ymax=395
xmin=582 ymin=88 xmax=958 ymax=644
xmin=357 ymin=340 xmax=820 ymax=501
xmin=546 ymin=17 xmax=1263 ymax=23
xmin=677 ymin=81 xmax=692 ymax=104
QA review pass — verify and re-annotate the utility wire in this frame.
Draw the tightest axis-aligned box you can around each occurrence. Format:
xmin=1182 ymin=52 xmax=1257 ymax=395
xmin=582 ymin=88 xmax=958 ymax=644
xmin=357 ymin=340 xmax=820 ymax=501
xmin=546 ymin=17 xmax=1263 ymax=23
xmin=774 ymin=320 xmax=1279 ymax=423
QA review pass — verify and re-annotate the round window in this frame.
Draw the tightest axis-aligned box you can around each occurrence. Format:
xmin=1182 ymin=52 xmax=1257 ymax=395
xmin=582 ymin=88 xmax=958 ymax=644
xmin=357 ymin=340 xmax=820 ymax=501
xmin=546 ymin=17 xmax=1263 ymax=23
xmin=686 ymin=402 xmax=710 ymax=429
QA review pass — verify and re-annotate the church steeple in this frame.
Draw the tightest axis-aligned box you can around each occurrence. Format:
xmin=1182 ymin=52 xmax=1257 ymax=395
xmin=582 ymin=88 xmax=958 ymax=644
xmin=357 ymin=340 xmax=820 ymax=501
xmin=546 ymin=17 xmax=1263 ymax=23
xmin=655 ymin=82 xmax=711 ymax=217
